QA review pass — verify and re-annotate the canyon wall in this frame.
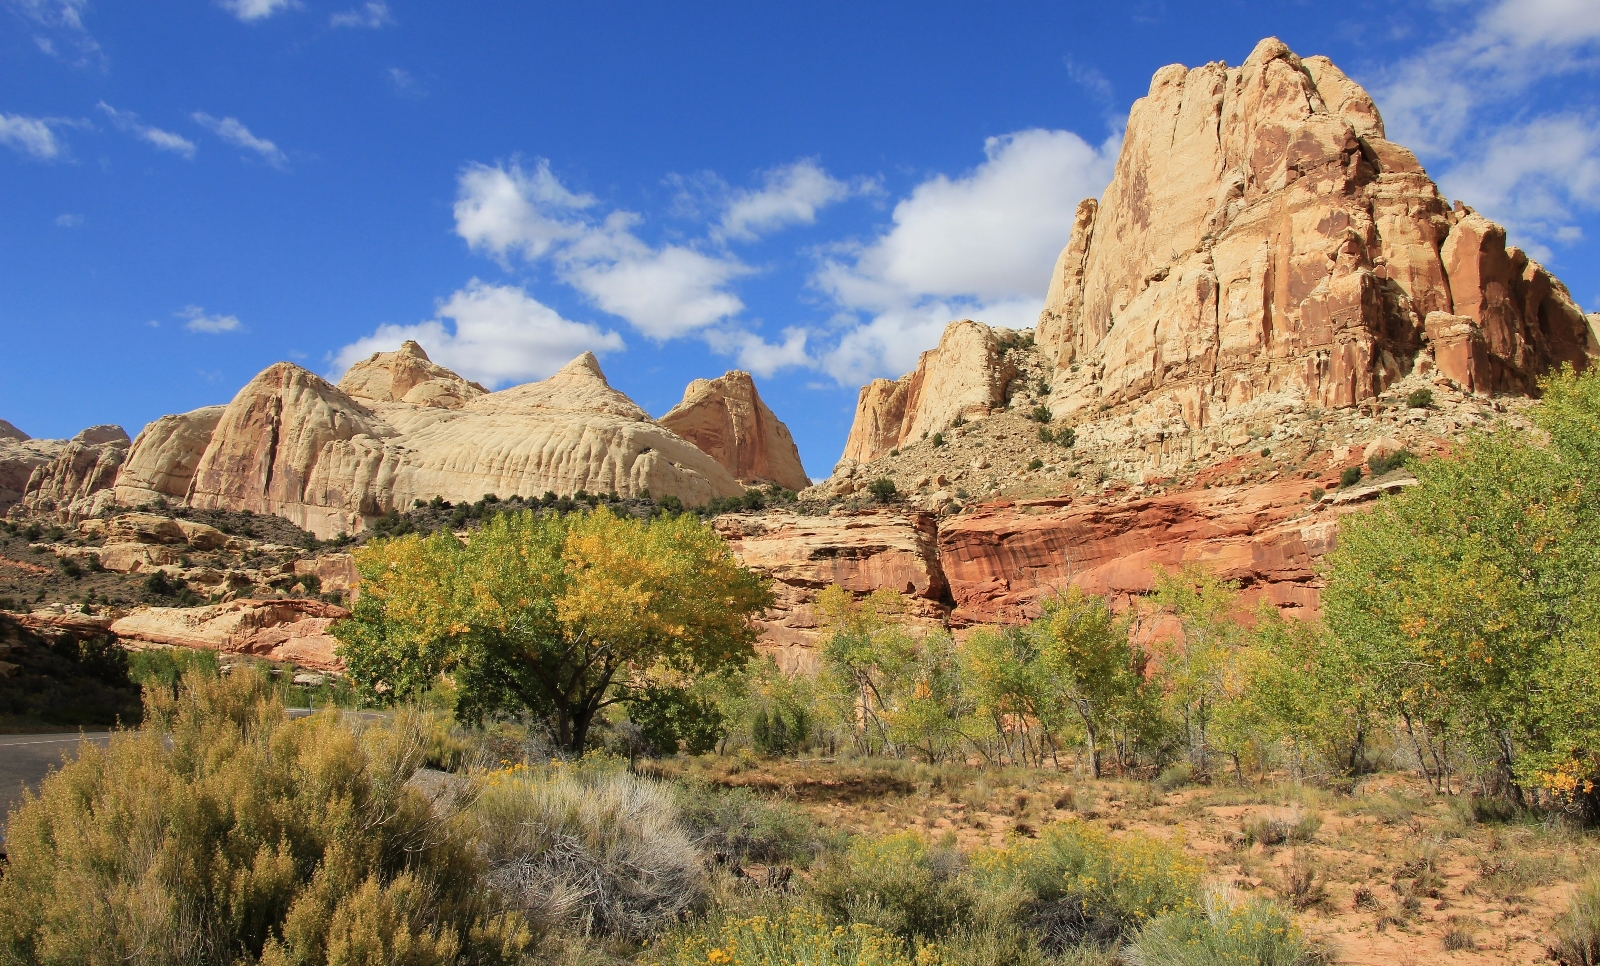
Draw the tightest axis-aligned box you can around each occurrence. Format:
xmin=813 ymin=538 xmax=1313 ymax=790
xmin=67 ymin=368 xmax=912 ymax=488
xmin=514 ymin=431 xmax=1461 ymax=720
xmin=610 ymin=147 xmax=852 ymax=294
xmin=660 ymin=370 xmax=810 ymax=491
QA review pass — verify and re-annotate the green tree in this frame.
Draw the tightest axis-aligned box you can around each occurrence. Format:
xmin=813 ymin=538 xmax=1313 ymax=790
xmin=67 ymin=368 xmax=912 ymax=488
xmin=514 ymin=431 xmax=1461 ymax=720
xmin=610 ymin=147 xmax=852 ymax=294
xmin=1151 ymin=566 xmax=1246 ymax=777
xmin=1324 ymin=366 xmax=1600 ymax=811
xmin=1033 ymin=588 xmax=1144 ymax=778
xmin=333 ymin=507 xmax=772 ymax=755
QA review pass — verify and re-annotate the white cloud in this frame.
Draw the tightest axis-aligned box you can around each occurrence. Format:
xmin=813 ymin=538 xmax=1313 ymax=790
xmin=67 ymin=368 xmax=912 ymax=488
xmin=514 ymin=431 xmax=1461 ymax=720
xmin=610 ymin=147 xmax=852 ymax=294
xmin=455 ymin=160 xmax=594 ymax=261
xmin=0 ymin=113 xmax=63 ymax=159
xmin=812 ymin=128 xmax=1118 ymax=383
xmin=6 ymin=0 xmax=102 ymax=67
xmin=331 ymin=279 xmax=624 ymax=388
xmin=331 ymin=1 xmax=390 ymax=28
xmin=1373 ymin=0 xmax=1600 ymax=251
xmin=386 ymin=67 xmax=423 ymax=96
xmin=192 ymin=112 xmax=286 ymax=168
xmin=218 ymin=0 xmax=297 ymax=22
xmin=54 ymin=213 xmax=81 ymax=227
xmin=1438 ymin=114 xmax=1600 ymax=256
xmin=96 ymin=102 xmax=196 ymax=159
xmin=180 ymin=306 xmax=244 ymax=334
xmin=454 ymin=160 xmax=751 ymax=340
xmin=703 ymin=327 xmax=813 ymax=378
xmin=715 ymin=159 xmax=859 ymax=241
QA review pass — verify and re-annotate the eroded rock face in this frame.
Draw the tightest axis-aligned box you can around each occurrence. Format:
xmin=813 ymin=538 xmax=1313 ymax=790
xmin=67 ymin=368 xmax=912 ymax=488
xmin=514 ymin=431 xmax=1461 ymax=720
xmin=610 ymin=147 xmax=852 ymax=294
xmin=715 ymin=509 xmax=949 ymax=671
xmin=337 ymin=340 xmax=488 ymax=410
xmin=839 ymin=320 xmax=1018 ymax=465
xmin=3 ymin=424 xmax=129 ymax=517
xmin=660 ymin=371 xmax=809 ymax=491
xmin=1038 ymin=38 xmax=1593 ymax=426
xmin=19 ymin=426 xmax=130 ymax=519
xmin=110 ymin=598 xmax=350 ymax=671
xmin=114 ymin=348 xmax=745 ymax=538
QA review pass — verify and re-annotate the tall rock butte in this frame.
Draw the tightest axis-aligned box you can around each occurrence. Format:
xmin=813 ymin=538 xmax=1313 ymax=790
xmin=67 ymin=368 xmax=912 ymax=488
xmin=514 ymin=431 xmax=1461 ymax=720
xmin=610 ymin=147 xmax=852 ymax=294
xmin=660 ymin=370 xmax=810 ymax=491
xmin=113 ymin=342 xmax=750 ymax=538
xmin=1035 ymin=38 xmax=1595 ymax=425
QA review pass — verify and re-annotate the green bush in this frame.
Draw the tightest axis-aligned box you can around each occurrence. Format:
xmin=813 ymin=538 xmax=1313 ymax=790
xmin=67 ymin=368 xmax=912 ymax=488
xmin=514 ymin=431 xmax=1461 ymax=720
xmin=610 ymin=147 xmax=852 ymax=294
xmin=1123 ymin=889 xmax=1318 ymax=966
xmin=931 ymin=433 xmax=946 ymax=448
xmin=1549 ymin=876 xmax=1600 ymax=966
xmin=0 ymin=670 xmax=529 ymax=965
xmin=1155 ymin=762 xmax=1193 ymax=792
xmin=1338 ymin=466 xmax=1362 ymax=488
xmin=1038 ymin=427 xmax=1055 ymax=443
xmin=1406 ymin=387 xmax=1434 ymax=409
xmin=1367 ymin=449 xmax=1412 ymax=476
xmin=867 ymin=478 xmax=898 ymax=503
xmin=1029 ymin=406 xmax=1053 ymax=424
xmin=973 ymin=821 xmax=1201 ymax=949
xmin=1027 ymin=458 xmax=1044 ymax=471
xmin=648 ymin=909 xmax=918 ymax=966
xmin=1239 ymin=811 xmax=1321 ymax=847
xmin=127 ymin=646 xmax=220 ymax=693
xmin=629 ymin=685 xmax=726 ymax=756
xmin=809 ymin=831 xmax=974 ymax=943
xmin=1056 ymin=427 xmax=1076 ymax=448
xmin=467 ymin=758 xmax=704 ymax=940
xmin=751 ymin=702 xmax=809 ymax=756
xmin=671 ymin=782 xmax=825 ymax=866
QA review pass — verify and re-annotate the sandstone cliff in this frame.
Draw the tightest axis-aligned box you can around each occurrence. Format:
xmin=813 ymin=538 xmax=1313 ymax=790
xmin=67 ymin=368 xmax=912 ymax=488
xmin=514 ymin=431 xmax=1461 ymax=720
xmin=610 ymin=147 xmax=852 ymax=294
xmin=839 ymin=320 xmax=1019 ymax=466
xmin=1 ymin=424 xmax=130 ymax=517
xmin=1036 ymin=38 xmax=1593 ymax=425
xmin=114 ymin=346 xmax=747 ymax=538
xmin=660 ymin=370 xmax=810 ymax=491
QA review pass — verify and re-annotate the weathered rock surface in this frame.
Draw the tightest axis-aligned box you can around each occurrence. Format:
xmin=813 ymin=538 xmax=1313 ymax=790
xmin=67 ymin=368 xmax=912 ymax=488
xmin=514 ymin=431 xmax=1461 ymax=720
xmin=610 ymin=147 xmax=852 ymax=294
xmin=840 ymin=320 xmax=1019 ymax=465
xmin=1036 ymin=38 xmax=1593 ymax=426
xmin=337 ymin=340 xmax=487 ymax=409
xmin=111 ymin=598 xmax=350 ymax=671
xmin=660 ymin=371 xmax=810 ymax=491
xmin=114 ymin=348 xmax=747 ymax=538
xmin=1 ymin=424 xmax=130 ymax=517
xmin=715 ymin=509 xmax=949 ymax=670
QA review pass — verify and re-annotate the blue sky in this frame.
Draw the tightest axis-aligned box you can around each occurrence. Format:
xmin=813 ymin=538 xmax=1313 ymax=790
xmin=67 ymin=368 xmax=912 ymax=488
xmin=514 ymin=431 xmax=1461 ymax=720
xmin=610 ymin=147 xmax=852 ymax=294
xmin=3 ymin=0 xmax=1598 ymax=479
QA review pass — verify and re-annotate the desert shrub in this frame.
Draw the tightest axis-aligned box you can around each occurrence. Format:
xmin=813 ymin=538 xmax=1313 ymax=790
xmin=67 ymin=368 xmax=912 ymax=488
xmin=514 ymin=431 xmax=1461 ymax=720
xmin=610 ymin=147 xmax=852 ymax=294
xmin=951 ymin=414 xmax=967 ymax=428
xmin=931 ymin=433 xmax=946 ymax=448
xmin=0 ymin=670 xmax=528 ymax=966
xmin=1406 ymin=387 xmax=1434 ymax=409
xmin=1155 ymin=762 xmax=1193 ymax=792
xmin=808 ymin=831 xmax=974 ymax=943
xmin=1038 ymin=426 xmax=1055 ymax=443
xmin=751 ymin=702 xmax=809 ymax=756
xmin=1367 ymin=449 xmax=1411 ymax=476
xmin=648 ymin=909 xmax=917 ymax=966
xmin=1240 ymin=810 xmax=1322 ymax=847
xmin=867 ymin=478 xmax=898 ymax=503
xmin=467 ymin=758 xmax=704 ymax=940
xmin=1056 ymin=427 xmax=1076 ymax=448
xmin=1027 ymin=458 xmax=1044 ymax=471
xmin=1029 ymin=406 xmax=1053 ymax=424
xmin=1123 ymin=889 xmax=1318 ymax=966
xmin=671 ymin=782 xmax=825 ymax=866
xmin=1309 ymin=486 xmax=1325 ymax=502
xmin=974 ymin=821 xmax=1201 ymax=949
xmin=1550 ymin=877 xmax=1600 ymax=966
xmin=1449 ymin=792 xmax=1528 ymax=825
xmin=1338 ymin=466 xmax=1362 ymax=488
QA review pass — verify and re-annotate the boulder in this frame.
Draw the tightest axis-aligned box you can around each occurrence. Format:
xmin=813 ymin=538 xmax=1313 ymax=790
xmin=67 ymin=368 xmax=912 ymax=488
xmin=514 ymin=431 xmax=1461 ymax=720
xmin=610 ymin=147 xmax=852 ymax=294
xmin=174 ymin=519 xmax=229 ymax=551
xmin=104 ymin=512 xmax=188 ymax=545
xmin=659 ymin=370 xmax=810 ymax=491
xmin=97 ymin=542 xmax=185 ymax=573
xmin=110 ymin=598 xmax=351 ymax=671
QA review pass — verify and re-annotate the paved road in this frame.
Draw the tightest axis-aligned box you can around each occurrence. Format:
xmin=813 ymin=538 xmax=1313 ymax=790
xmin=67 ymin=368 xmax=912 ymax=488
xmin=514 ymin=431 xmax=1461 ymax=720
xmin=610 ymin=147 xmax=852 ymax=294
xmin=0 ymin=731 xmax=113 ymax=831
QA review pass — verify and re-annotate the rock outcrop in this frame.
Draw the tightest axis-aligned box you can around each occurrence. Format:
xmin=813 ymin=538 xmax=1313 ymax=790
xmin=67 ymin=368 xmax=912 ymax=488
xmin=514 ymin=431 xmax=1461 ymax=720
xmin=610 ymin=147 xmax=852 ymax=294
xmin=839 ymin=320 xmax=1019 ymax=465
xmin=1 ymin=423 xmax=130 ymax=517
xmin=660 ymin=370 xmax=810 ymax=491
xmin=1036 ymin=38 xmax=1593 ymax=425
xmin=714 ymin=509 xmax=949 ymax=670
xmin=114 ymin=347 xmax=747 ymax=538
xmin=111 ymin=598 xmax=349 ymax=671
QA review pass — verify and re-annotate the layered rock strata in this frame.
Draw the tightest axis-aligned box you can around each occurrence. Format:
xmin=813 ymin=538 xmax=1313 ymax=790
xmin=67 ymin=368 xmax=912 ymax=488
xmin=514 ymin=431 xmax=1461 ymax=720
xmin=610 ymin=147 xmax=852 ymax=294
xmin=713 ymin=509 xmax=949 ymax=670
xmin=839 ymin=320 xmax=1019 ymax=465
xmin=113 ymin=345 xmax=746 ymax=538
xmin=1035 ymin=38 xmax=1594 ymax=425
xmin=660 ymin=370 xmax=810 ymax=491
xmin=111 ymin=598 xmax=349 ymax=671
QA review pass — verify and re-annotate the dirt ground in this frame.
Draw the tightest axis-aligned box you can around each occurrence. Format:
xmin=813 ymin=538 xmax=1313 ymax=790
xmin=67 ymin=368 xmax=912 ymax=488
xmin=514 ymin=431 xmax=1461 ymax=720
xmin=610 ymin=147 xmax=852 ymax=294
xmin=652 ymin=756 xmax=1593 ymax=965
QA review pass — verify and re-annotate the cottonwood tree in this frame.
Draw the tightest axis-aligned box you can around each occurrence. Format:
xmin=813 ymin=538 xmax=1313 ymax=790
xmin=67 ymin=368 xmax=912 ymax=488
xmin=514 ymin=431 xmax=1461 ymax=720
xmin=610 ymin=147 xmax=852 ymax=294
xmin=1324 ymin=366 xmax=1600 ymax=812
xmin=333 ymin=507 xmax=771 ymax=754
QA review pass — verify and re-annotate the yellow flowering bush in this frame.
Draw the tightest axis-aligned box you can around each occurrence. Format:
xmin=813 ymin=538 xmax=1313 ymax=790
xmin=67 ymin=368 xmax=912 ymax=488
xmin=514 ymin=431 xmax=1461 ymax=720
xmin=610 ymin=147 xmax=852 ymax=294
xmin=1123 ymin=888 xmax=1316 ymax=966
